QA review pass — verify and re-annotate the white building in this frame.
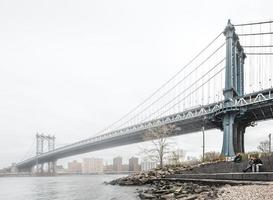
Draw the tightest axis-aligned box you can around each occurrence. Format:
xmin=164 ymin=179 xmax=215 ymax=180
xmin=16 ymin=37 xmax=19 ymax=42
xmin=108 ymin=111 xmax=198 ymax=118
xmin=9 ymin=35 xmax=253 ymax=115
xmin=82 ymin=158 xmax=103 ymax=174
xmin=141 ymin=161 xmax=157 ymax=171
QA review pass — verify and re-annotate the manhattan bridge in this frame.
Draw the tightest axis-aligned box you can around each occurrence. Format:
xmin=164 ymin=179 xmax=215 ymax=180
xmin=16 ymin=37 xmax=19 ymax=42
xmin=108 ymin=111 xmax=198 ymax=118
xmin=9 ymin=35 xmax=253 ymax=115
xmin=13 ymin=20 xmax=273 ymax=174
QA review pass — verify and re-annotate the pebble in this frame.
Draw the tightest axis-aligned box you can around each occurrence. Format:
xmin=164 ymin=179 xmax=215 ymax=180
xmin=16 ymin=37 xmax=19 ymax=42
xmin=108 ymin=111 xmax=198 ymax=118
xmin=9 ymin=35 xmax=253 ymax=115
xmin=217 ymin=184 xmax=273 ymax=200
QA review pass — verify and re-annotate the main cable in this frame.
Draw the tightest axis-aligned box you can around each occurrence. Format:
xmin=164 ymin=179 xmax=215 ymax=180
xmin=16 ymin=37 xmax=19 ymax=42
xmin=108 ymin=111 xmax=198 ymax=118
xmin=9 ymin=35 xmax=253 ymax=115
xmin=140 ymin=58 xmax=226 ymax=123
xmin=154 ymin=66 xmax=225 ymax=120
xmin=112 ymin=43 xmax=226 ymax=130
xmin=90 ymin=31 xmax=224 ymax=136
xmin=20 ymin=138 xmax=36 ymax=162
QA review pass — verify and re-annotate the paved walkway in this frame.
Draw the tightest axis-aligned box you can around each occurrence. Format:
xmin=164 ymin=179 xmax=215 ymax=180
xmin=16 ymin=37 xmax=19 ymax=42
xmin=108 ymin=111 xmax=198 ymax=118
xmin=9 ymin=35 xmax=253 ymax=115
xmin=167 ymin=172 xmax=273 ymax=181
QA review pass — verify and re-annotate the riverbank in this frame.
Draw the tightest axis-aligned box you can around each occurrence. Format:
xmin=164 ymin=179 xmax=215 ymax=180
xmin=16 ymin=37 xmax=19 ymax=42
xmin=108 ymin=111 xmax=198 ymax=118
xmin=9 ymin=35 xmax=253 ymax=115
xmin=107 ymin=165 xmax=223 ymax=199
xmin=107 ymin=163 xmax=273 ymax=199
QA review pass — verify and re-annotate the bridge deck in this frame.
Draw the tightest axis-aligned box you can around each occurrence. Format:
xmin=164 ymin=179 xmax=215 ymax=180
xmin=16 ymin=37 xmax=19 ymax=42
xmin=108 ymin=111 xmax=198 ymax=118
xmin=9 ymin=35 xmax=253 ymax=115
xmin=16 ymin=88 xmax=273 ymax=169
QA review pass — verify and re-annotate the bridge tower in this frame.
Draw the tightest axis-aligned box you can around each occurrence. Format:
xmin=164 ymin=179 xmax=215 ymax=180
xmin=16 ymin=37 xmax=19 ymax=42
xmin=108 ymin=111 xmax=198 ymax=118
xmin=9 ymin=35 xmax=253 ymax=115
xmin=221 ymin=20 xmax=246 ymax=156
xmin=35 ymin=133 xmax=56 ymax=175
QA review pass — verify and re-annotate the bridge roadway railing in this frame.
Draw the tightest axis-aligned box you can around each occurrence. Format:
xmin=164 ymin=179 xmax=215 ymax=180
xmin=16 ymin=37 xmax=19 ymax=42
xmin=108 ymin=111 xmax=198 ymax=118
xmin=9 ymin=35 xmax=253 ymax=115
xmin=16 ymin=88 xmax=273 ymax=168
xmin=16 ymin=101 xmax=223 ymax=167
xmin=48 ymin=88 xmax=273 ymax=150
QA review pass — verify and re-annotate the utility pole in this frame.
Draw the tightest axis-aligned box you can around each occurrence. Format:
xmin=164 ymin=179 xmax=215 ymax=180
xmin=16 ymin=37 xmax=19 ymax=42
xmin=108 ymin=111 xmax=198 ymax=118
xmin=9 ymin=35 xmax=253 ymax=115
xmin=269 ymin=133 xmax=271 ymax=153
xmin=202 ymin=124 xmax=205 ymax=162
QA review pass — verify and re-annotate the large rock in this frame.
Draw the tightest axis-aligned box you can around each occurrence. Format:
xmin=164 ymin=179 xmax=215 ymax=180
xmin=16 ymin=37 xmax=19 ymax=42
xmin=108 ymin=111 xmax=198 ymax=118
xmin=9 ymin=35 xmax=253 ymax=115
xmin=139 ymin=193 xmax=156 ymax=199
xmin=107 ymin=164 xmax=222 ymax=199
xmin=137 ymin=180 xmax=219 ymax=200
xmin=108 ymin=165 xmax=191 ymax=186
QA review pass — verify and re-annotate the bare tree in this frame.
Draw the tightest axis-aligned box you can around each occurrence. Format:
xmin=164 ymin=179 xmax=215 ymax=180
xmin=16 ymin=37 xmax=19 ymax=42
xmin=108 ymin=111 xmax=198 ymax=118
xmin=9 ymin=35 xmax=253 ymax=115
xmin=168 ymin=149 xmax=186 ymax=165
xmin=202 ymin=151 xmax=220 ymax=162
xmin=257 ymin=140 xmax=270 ymax=153
xmin=142 ymin=124 xmax=177 ymax=168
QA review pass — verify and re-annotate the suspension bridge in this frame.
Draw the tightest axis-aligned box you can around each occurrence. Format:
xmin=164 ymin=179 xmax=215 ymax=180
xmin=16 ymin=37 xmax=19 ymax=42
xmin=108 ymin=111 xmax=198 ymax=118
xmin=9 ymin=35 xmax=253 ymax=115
xmin=13 ymin=19 xmax=273 ymax=174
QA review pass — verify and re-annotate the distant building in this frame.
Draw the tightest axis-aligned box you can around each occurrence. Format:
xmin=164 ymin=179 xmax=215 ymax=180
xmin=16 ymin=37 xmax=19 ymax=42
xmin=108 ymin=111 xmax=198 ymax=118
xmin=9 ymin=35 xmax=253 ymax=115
xmin=141 ymin=161 xmax=157 ymax=171
xmin=129 ymin=157 xmax=140 ymax=172
xmin=82 ymin=158 xmax=103 ymax=174
xmin=67 ymin=160 xmax=82 ymax=173
xmin=113 ymin=156 xmax=122 ymax=172
xmin=1 ymin=166 xmax=11 ymax=173
xmin=56 ymin=165 xmax=66 ymax=174
xmin=122 ymin=164 xmax=129 ymax=172
xmin=103 ymin=164 xmax=113 ymax=173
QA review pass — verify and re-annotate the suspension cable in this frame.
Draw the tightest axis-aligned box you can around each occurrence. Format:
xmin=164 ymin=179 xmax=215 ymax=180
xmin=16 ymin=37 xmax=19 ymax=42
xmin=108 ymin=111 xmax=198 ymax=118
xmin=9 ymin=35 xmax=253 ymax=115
xmin=20 ymin=138 xmax=36 ymax=162
xmin=69 ymin=58 xmax=226 ymax=146
xmin=90 ymin=31 xmax=224 ymax=136
xmin=234 ymin=20 xmax=273 ymax=27
xmin=155 ymin=66 xmax=225 ymax=119
xmin=112 ymin=43 xmax=226 ymax=130
xmin=140 ymin=58 xmax=226 ymax=123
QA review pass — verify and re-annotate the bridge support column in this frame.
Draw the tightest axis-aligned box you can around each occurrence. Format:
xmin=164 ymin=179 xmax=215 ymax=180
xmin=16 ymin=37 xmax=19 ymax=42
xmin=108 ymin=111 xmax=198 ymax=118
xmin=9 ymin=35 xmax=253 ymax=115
xmin=37 ymin=163 xmax=43 ymax=174
xmin=221 ymin=20 xmax=246 ymax=157
xmin=221 ymin=113 xmax=236 ymax=156
xmin=53 ymin=160 xmax=57 ymax=174
xmin=31 ymin=165 xmax=36 ymax=174
xmin=221 ymin=114 xmax=245 ymax=156
xmin=233 ymin=124 xmax=245 ymax=153
xmin=46 ymin=160 xmax=57 ymax=175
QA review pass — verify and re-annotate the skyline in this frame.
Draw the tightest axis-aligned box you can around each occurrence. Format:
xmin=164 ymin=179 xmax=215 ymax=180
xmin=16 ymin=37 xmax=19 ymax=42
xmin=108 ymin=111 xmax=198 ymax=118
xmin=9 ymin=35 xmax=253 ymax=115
xmin=1 ymin=0 xmax=273 ymax=168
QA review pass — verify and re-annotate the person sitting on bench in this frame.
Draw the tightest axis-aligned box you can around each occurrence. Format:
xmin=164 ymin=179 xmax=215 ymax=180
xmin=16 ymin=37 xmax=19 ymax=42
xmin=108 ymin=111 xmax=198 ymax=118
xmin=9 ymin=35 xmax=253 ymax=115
xmin=233 ymin=153 xmax=242 ymax=163
xmin=243 ymin=155 xmax=263 ymax=172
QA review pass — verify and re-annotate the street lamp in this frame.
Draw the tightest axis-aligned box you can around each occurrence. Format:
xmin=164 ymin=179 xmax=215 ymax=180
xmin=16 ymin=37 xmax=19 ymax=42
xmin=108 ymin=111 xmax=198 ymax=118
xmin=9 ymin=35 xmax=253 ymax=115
xmin=269 ymin=133 xmax=271 ymax=153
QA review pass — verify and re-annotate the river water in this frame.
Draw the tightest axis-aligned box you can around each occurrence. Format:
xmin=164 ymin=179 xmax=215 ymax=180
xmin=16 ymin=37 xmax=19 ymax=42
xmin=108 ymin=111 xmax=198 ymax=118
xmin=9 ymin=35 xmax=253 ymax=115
xmin=0 ymin=175 xmax=141 ymax=200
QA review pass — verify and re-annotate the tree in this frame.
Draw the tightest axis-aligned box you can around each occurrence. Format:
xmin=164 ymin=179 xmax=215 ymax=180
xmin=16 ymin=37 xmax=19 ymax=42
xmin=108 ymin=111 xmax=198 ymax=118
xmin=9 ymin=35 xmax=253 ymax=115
xmin=168 ymin=149 xmax=186 ymax=165
xmin=142 ymin=124 xmax=177 ymax=168
xmin=202 ymin=151 xmax=220 ymax=162
xmin=257 ymin=140 xmax=270 ymax=153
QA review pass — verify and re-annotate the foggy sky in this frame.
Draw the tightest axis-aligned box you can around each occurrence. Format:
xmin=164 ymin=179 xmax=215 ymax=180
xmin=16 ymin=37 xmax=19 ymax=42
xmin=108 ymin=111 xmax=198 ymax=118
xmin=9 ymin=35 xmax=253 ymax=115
xmin=0 ymin=0 xmax=273 ymax=168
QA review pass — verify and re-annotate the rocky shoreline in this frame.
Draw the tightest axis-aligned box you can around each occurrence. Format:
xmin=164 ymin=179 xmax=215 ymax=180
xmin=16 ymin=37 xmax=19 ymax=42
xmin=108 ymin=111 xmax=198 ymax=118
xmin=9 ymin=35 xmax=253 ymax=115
xmin=107 ymin=165 xmax=225 ymax=200
xmin=136 ymin=180 xmax=221 ymax=200
xmin=107 ymin=156 xmax=273 ymax=199
xmin=108 ymin=166 xmax=183 ymax=186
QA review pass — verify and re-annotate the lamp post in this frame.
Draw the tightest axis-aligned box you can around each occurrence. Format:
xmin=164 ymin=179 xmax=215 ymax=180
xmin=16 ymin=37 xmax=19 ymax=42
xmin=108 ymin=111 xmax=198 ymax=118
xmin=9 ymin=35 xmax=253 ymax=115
xmin=202 ymin=123 xmax=205 ymax=162
xmin=269 ymin=133 xmax=271 ymax=153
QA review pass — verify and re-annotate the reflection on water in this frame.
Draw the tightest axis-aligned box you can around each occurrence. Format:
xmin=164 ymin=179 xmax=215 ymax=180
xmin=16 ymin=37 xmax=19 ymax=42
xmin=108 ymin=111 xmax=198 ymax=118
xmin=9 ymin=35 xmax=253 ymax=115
xmin=0 ymin=175 xmax=140 ymax=200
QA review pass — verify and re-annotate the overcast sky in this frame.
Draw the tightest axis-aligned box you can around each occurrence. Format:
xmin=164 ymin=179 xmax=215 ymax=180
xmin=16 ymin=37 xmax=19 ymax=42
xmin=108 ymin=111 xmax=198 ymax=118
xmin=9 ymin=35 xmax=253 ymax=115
xmin=0 ymin=0 xmax=273 ymax=168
